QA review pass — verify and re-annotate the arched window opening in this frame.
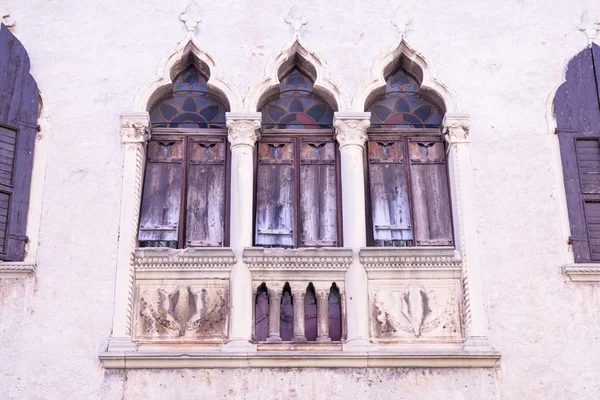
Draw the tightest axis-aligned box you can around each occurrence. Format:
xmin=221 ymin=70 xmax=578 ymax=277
xmin=280 ymin=283 xmax=294 ymax=341
xmin=138 ymin=64 xmax=230 ymax=249
xmin=255 ymin=67 xmax=341 ymax=248
xmin=304 ymin=283 xmax=318 ymax=341
xmin=254 ymin=283 xmax=270 ymax=342
xmin=328 ymin=283 xmax=342 ymax=341
xmin=366 ymin=66 xmax=453 ymax=247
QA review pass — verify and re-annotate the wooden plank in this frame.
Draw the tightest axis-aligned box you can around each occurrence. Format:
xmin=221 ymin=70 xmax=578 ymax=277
xmin=255 ymin=287 xmax=269 ymax=342
xmin=255 ymin=141 xmax=295 ymax=247
xmin=0 ymin=191 xmax=10 ymax=254
xmin=409 ymin=138 xmax=453 ymax=246
xmin=186 ymin=163 xmax=225 ymax=247
xmin=299 ymin=164 xmax=337 ymax=246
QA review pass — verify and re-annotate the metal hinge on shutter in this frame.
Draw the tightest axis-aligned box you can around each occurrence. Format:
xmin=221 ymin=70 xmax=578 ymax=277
xmin=568 ymin=236 xmax=588 ymax=245
xmin=8 ymin=234 xmax=28 ymax=243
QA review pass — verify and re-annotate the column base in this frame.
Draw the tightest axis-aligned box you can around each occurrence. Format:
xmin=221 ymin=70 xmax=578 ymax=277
xmin=342 ymin=339 xmax=373 ymax=352
xmin=107 ymin=336 xmax=137 ymax=352
xmin=221 ymin=340 xmax=257 ymax=353
xmin=316 ymin=336 xmax=331 ymax=342
xmin=293 ymin=335 xmax=307 ymax=342
xmin=267 ymin=335 xmax=282 ymax=342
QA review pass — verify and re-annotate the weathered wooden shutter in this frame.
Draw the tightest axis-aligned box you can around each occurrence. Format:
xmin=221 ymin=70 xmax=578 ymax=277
xmin=185 ymin=137 xmax=226 ymax=247
xmin=299 ymin=138 xmax=338 ymax=247
xmin=408 ymin=137 xmax=453 ymax=246
xmin=367 ymin=139 xmax=413 ymax=246
xmin=255 ymin=140 xmax=295 ymax=247
xmin=138 ymin=136 xmax=184 ymax=247
xmin=555 ymin=44 xmax=600 ymax=262
xmin=0 ymin=25 xmax=39 ymax=261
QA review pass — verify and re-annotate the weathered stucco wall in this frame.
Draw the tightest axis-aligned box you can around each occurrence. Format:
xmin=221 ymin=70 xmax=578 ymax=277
xmin=1 ymin=0 xmax=600 ymax=398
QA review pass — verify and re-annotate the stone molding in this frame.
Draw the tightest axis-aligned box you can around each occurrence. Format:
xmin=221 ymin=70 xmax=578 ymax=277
xmin=360 ymin=247 xmax=461 ymax=269
xmin=99 ymin=350 xmax=501 ymax=369
xmin=0 ymin=262 xmax=35 ymax=278
xmin=121 ymin=113 xmax=150 ymax=144
xmin=333 ymin=112 xmax=371 ymax=149
xmin=243 ymin=247 xmax=353 ymax=271
xmin=226 ymin=112 xmax=261 ymax=148
xmin=135 ymin=248 xmax=235 ymax=270
xmin=563 ymin=264 xmax=600 ymax=281
xmin=579 ymin=10 xmax=600 ymax=43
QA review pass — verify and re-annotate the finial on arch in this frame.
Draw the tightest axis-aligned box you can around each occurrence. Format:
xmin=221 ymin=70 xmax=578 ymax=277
xmin=180 ymin=1 xmax=202 ymax=34
xmin=579 ymin=10 xmax=600 ymax=44
xmin=392 ymin=6 xmax=410 ymax=38
xmin=285 ymin=5 xmax=308 ymax=37
xmin=1 ymin=8 xmax=15 ymax=27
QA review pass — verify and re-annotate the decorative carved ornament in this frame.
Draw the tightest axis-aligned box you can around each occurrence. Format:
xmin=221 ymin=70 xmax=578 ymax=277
xmin=372 ymin=281 xmax=461 ymax=340
xmin=360 ymin=255 xmax=462 ymax=270
xmin=579 ymin=10 xmax=600 ymax=43
xmin=136 ymin=282 xmax=228 ymax=341
xmin=244 ymin=248 xmax=352 ymax=270
xmin=121 ymin=113 xmax=150 ymax=144
xmin=285 ymin=5 xmax=308 ymax=35
xmin=226 ymin=114 xmax=261 ymax=148
xmin=443 ymin=114 xmax=470 ymax=144
xmin=1 ymin=9 xmax=14 ymax=27
xmin=134 ymin=248 xmax=235 ymax=271
xmin=333 ymin=113 xmax=371 ymax=149
xmin=180 ymin=1 xmax=202 ymax=33
xmin=391 ymin=6 xmax=410 ymax=37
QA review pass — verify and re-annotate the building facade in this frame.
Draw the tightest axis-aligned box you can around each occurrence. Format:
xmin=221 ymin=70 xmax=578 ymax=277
xmin=1 ymin=0 xmax=599 ymax=398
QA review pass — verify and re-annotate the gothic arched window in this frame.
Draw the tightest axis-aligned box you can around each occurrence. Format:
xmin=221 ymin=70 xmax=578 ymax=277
xmin=138 ymin=65 xmax=229 ymax=248
xmin=255 ymin=68 xmax=340 ymax=248
xmin=366 ymin=66 xmax=453 ymax=247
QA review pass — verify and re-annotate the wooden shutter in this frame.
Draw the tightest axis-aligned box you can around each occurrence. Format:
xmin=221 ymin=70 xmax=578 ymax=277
xmin=0 ymin=25 xmax=39 ymax=261
xmin=299 ymin=138 xmax=338 ymax=247
xmin=555 ymin=45 xmax=600 ymax=262
xmin=186 ymin=137 xmax=226 ymax=247
xmin=408 ymin=137 xmax=453 ymax=246
xmin=367 ymin=139 xmax=413 ymax=246
xmin=255 ymin=140 xmax=295 ymax=247
xmin=138 ymin=136 xmax=184 ymax=247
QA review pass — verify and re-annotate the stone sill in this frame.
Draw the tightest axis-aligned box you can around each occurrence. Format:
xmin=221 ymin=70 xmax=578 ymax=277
xmin=134 ymin=247 xmax=235 ymax=279
xmin=360 ymin=246 xmax=457 ymax=258
xmin=0 ymin=261 xmax=35 ymax=278
xmin=563 ymin=264 xmax=600 ymax=282
xmin=360 ymin=247 xmax=461 ymax=279
xmin=99 ymin=350 xmax=500 ymax=369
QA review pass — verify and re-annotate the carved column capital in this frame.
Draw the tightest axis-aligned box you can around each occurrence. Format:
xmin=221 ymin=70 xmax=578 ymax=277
xmin=291 ymin=290 xmax=306 ymax=301
xmin=443 ymin=114 xmax=470 ymax=145
xmin=333 ymin=112 xmax=371 ymax=149
xmin=226 ymin=112 xmax=261 ymax=149
xmin=268 ymin=288 xmax=282 ymax=301
xmin=121 ymin=112 xmax=150 ymax=144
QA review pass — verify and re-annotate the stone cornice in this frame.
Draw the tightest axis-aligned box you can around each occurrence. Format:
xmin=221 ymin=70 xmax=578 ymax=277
xmin=134 ymin=248 xmax=235 ymax=279
xmin=443 ymin=114 xmax=470 ymax=144
xmin=121 ymin=112 xmax=150 ymax=144
xmin=99 ymin=349 xmax=501 ymax=369
xmin=563 ymin=264 xmax=600 ymax=282
xmin=0 ymin=261 xmax=35 ymax=278
xmin=333 ymin=112 xmax=371 ymax=149
xmin=226 ymin=112 xmax=261 ymax=148
xmin=243 ymin=247 xmax=352 ymax=270
xmin=360 ymin=247 xmax=461 ymax=269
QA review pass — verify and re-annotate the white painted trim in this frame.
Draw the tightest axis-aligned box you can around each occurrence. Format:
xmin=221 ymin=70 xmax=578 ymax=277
xmin=563 ymin=264 xmax=600 ymax=281
xmin=352 ymin=36 xmax=458 ymax=113
xmin=99 ymin=350 xmax=500 ymax=369
xmin=132 ymin=33 xmax=243 ymax=113
xmin=0 ymin=261 xmax=35 ymax=278
xmin=245 ymin=36 xmax=350 ymax=112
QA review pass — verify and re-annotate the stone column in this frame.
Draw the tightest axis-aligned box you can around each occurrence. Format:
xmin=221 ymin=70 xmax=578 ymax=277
xmin=222 ymin=112 xmax=261 ymax=352
xmin=316 ymin=289 xmax=331 ymax=342
xmin=107 ymin=112 xmax=150 ymax=352
xmin=333 ymin=112 xmax=372 ymax=351
xmin=443 ymin=114 xmax=490 ymax=350
xmin=292 ymin=290 xmax=307 ymax=342
xmin=267 ymin=288 xmax=282 ymax=342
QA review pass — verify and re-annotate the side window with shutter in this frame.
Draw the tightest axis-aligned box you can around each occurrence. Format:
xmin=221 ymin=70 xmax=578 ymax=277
xmin=555 ymin=44 xmax=600 ymax=263
xmin=0 ymin=25 xmax=39 ymax=261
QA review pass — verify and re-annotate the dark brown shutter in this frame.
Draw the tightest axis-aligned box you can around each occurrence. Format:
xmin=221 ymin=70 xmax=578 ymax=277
xmin=138 ymin=136 xmax=184 ymax=247
xmin=280 ymin=285 xmax=293 ymax=341
xmin=367 ymin=139 xmax=413 ymax=246
xmin=0 ymin=25 xmax=39 ymax=261
xmin=328 ymin=285 xmax=342 ymax=341
xmin=408 ymin=137 xmax=453 ymax=246
xmin=304 ymin=284 xmax=317 ymax=341
xmin=255 ymin=140 xmax=295 ymax=247
xmin=299 ymin=138 xmax=338 ymax=247
xmin=185 ymin=137 xmax=226 ymax=247
xmin=555 ymin=45 xmax=600 ymax=262
xmin=255 ymin=284 xmax=269 ymax=342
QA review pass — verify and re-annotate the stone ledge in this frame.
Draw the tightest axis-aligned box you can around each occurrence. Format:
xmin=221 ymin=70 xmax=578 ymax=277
xmin=134 ymin=247 xmax=235 ymax=279
xmin=360 ymin=247 xmax=461 ymax=279
xmin=244 ymin=247 xmax=353 ymax=270
xmin=99 ymin=350 xmax=500 ymax=369
xmin=0 ymin=261 xmax=35 ymax=278
xmin=563 ymin=264 xmax=600 ymax=282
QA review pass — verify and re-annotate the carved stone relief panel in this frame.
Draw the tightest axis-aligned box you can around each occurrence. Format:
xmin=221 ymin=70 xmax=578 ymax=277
xmin=370 ymin=279 xmax=462 ymax=342
xmin=134 ymin=280 xmax=228 ymax=343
